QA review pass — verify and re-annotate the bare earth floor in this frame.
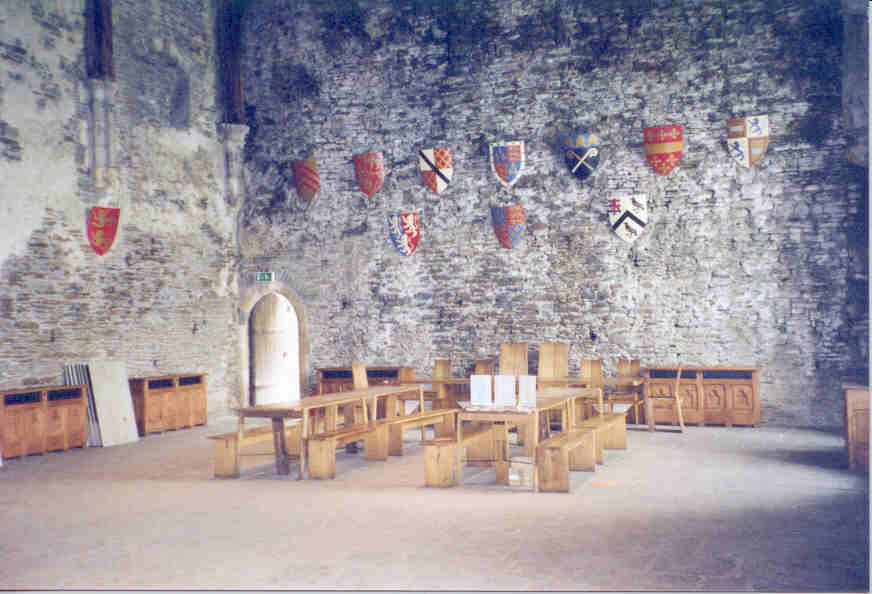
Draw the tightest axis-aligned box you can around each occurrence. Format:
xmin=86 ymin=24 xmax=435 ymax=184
xmin=0 ymin=417 xmax=868 ymax=591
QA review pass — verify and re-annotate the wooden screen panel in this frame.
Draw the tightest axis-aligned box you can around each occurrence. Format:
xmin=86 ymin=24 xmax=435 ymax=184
xmin=727 ymin=384 xmax=756 ymax=427
xmin=703 ymin=383 xmax=728 ymax=425
xmin=676 ymin=381 xmax=703 ymax=425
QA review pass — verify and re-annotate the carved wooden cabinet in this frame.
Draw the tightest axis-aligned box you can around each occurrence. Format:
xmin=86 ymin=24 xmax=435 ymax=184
xmin=315 ymin=366 xmax=414 ymax=395
xmin=843 ymin=382 xmax=869 ymax=471
xmin=129 ymin=374 xmax=207 ymax=436
xmin=644 ymin=366 xmax=760 ymax=427
xmin=0 ymin=385 xmax=88 ymax=459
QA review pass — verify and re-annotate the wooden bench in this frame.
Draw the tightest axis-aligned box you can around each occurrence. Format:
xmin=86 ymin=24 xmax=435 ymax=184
xmin=576 ymin=412 xmax=627 ymax=464
xmin=364 ymin=408 xmax=458 ymax=460
xmin=307 ymin=423 xmax=379 ymax=479
xmin=208 ymin=422 xmax=301 ymax=478
xmin=421 ymin=423 xmax=504 ymax=487
xmin=536 ymin=428 xmax=597 ymax=492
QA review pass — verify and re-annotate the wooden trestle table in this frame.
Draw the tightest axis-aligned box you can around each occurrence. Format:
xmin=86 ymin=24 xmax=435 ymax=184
xmin=234 ymin=384 xmax=424 ymax=479
xmin=535 ymin=376 xmax=645 ymax=416
xmin=399 ymin=376 xmax=472 ymax=409
xmin=455 ymin=386 xmax=600 ymax=492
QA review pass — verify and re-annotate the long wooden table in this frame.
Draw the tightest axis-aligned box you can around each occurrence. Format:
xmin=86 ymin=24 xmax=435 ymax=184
xmin=535 ymin=376 xmax=645 ymax=415
xmin=234 ymin=384 xmax=424 ymax=479
xmin=455 ymin=386 xmax=600 ymax=491
xmin=400 ymin=376 xmax=472 ymax=409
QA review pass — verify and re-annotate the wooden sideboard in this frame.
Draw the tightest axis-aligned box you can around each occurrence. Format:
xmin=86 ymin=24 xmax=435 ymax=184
xmin=644 ymin=366 xmax=760 ymax=427
xmin=315 ymin=366 xmax=415 ymax=395
xmin=1 ymin=384 xmax=88 ymax=459
xmin=843 ymin=382 xmax=869 ymax=471
xmin=129 ymin=374 xmax=208 ymax=436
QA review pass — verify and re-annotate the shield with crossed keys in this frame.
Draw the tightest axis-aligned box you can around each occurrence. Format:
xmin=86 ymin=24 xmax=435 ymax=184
xmin=563 ymin=131 xmax=600 ymax=182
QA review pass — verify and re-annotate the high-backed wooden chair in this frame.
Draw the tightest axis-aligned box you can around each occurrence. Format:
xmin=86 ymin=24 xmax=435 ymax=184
xmin=538 ymin=343 xmax=569 ymax=379
xmin=538 ymin=343 xmax=569 ymax=430
xmin=474 ymin=359 xmax=495 ymax=375
xmin=607 ymin=358 xmax=645 ymax=424
xmin=499 ymin=343 xmax=528 ymax=376
xmin=578 ymin=359 xmax=603 ymax=419
xmin=431 ymin=359 xmax=456 ymax=410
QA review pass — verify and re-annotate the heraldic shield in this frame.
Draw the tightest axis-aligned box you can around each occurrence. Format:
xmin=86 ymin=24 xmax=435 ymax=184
xmin=293 ymin=158 xmax=319 ymax=206
xmin=490 ymin=141 xmax=524 ymax=188
xmin=491 ymin=204 xmax=526 ymax=249
xmin=563 ymin=131 xmax=600 ymax=182
xmin=643 ymin=124 xmax=683 ymax=175
xmin=608 ymin=194 xmax=647 ymax=243
xmin=727 ymin=115 xmax=769 ymax=168
xmin=387 ymin=212 xmax=420 ymax=256
xmin=419 ymin=147 xmax=453 ymax=195
xmin=353 ymin=151 xmax=385 ymax=197
xmin=87 ymin=206 xmax=120 ymax=256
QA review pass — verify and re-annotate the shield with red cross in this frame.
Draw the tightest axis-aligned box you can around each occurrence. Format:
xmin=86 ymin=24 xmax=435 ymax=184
xmin=87 ymin=206 xmax=120 ymax=256
xmin=643 ymin=125 xmax=683 ymax=175
xmin=489 ymin=141 xmax=524 ymax=188
xmin=418 ymin=147 xmax=453 ymax=195
xmin=387 ymin=212 xmax=420 ymax=256
xmin=353 ymin=151 xmax=385 ymax=197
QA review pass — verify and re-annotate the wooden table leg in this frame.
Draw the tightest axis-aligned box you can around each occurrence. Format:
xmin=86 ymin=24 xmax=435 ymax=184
xmin=455 ymin=418 xmax=464 ymax=485
xmin=299 ymin=409 xmax=309 ymax=479
xmin=235 ymin=413 xmax=245 ymax=478
xmin=530 ymin=412 xmax=539 ymax=492
xmin=272 ymin=418 xmax=289 ymax=475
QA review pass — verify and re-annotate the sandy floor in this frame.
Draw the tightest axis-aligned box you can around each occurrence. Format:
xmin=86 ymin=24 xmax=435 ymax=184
xmin=0 ymin=416 xmax=868 ymax=591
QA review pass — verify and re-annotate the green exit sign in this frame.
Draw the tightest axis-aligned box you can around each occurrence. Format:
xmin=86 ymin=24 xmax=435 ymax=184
xmin=255 ymin=271 xmax=274 ymax=282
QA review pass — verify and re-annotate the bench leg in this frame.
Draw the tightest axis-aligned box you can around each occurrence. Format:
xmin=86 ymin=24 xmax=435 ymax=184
xmin=591 ymin=428 xmax=605 ymax=464
xmin=466 ymin=422 xmax=495 ymax=467
xmin=433 ymin=414 xmax=455 ymax=439
xmin=364 ymin=425 xmax=390 ymax=461
xmin=569 ymin=435 xmax=597 ymax=472
xmin=308 ymin=439 xmax=337 ymax=479
xmin=272 ymin=418 xmax=290 ymax=475
xmin=537 ymin=446 xmax=570 ymax=492
xmin=213 ymin=440 xmax=240 ymax=478
xmin=425 ymin=443 xmax=456 ymax=487
xmin=604 ymin=418 xmax=627 ymax=450
xmin=387 ymin=424 xmax=405 ymax=457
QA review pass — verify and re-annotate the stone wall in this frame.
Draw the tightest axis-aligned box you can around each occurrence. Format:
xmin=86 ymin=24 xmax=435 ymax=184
xmin=0 ymin=1 xmax=241 ymax=413
xmin=238 ymin=0 xmax=868 ymax=427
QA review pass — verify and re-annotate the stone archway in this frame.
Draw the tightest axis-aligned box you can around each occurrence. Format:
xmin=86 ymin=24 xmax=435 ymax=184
xmin=249 ymin=293 xmax=299 ymax=405
xmin=238 ymin=283 xmax=309 ymax=408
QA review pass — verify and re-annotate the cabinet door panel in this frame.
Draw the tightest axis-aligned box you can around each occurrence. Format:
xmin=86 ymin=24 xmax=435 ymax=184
xmin=703 ymin=383 xmax=729 ymax=425
xmin=44 ymin=406 xmax=67 ymax=452
xmin=727 ymin=384 xmax=756 ymax=426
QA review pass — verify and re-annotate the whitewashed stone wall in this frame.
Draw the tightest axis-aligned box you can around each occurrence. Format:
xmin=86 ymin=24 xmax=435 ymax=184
xmin=239 ymin=0 xmax=867 ymax=427
xmin=0 ymin=1 xmax=242 ymax=413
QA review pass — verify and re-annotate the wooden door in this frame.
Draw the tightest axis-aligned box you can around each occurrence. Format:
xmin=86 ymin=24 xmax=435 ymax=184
xmin=250 ymin=293 xmax=300 ymax=405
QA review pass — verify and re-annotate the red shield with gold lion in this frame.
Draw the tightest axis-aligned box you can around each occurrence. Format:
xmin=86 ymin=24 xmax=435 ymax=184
xmin=87 ymin=206 xmax=120 ymax=256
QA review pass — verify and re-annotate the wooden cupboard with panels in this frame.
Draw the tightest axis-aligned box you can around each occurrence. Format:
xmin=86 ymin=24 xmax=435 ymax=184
xmin=0 ymin=384 xmax=88 ymax=459
xmin=128 ymin=373 xmax=207 ymax=436
xmin=644 ymin=366 xmax=760 ymax=427
xmin=843 ymin=382 xmax=869 ymax=471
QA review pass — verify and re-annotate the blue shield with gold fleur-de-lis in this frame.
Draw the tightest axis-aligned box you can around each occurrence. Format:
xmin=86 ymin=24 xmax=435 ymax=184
xmin=563 ymin=130 xmax=600 ymax=182
xmin=491 ymin=204 xmax=526 ymax=249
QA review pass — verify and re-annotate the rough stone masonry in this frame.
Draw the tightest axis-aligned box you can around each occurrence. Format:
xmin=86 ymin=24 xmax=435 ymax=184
xmin=238 ymin=0 xmax=867 ymax=427
xmin=0 ymin=0 xmax=867 ymax=429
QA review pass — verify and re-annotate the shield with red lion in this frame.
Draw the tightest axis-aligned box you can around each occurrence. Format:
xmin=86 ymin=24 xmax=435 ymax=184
xmin=87 ymin=206 xmax=120 ymax=256
xmin=387 ymin=212 xmax=420 ymax=256
xmin=353 ymin=151 xmax=385 ymax=197
xmin=293 ymin=158 xmax=319 ymax=207
xmin=643 ymin=124 xmax=683 ymax=175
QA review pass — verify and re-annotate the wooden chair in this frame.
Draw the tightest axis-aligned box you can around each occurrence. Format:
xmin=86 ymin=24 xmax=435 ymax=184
xmin=498 ymin=343 xmax=528 ymax=376
xmin=431 ymin=359 xmax=456 ymax=410
xmin=474 ymin=359 xmax=495 ymax=375
xmin=607 ymin=358 xmax=645 ymax=424
xmin=538 ymin=343 xmax=569 ymax=431
xmin=578 ymin=359 xmax=603 ymax=420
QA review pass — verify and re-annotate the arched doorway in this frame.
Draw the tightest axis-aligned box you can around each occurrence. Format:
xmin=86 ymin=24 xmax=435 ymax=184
xmin=248 ymin=292 xmax=300 ymax=405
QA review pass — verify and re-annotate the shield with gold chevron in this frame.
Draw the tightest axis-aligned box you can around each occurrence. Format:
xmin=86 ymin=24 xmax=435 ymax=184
xmin=418 ymin=147 xmax=453 ymax=195
xmin=608 ymin=194 xmax=647 ymax=243
xmin=387 ymin=212 xmax=420 ymax=256
xmin=87 ymin=206 xmax=120 ymax=256
xmin=727 ymin=115 xmax=769 ymax=168
xmin=293 ymin=157 xmax=319 ymax=207
xmin=491 ymin=203 xmax=526 ymax=249
xmin=489 ymin=141 xmax=524 ymax=188
xmin=353 ymin=151 xmax=385 ymax=197
xmin=563 ymin=130 xmax=600 ymax=182
xmin=643 ymin=124 xmax=683 ymax=175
